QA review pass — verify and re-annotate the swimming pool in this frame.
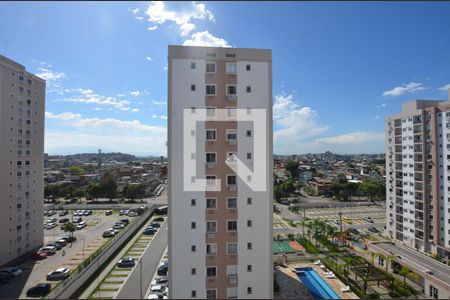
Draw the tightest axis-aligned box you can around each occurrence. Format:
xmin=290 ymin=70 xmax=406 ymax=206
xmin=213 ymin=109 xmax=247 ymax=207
xmin=295 ymin=267 xmax=340 ymax=299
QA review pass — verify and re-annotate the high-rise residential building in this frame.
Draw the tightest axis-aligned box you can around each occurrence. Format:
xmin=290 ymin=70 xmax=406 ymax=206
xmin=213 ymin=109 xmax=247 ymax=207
xmin=168 ymin=45 xmax=273 ymax=299
xmin=0 ymin=55 xmax=45 ymax=267
xmin=385 ymin=90 xmax=450 ymax=258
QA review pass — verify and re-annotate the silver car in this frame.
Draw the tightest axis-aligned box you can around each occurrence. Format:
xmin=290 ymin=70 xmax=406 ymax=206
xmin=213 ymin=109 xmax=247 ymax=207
xmin=47 ymin=268 xmax=70 ymax=281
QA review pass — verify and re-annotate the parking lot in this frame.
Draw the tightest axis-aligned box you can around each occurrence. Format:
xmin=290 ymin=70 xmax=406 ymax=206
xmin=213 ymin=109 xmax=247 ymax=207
xmin=0 ymin=209 xmax=139 ymax=299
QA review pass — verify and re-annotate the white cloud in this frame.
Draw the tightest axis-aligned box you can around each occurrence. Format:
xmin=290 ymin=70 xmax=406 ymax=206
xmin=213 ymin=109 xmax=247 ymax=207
xmin=134 ymin=16 xmax=144 ymax=21
xmin=183 ymin=31 xmax=231 ymax=47
xmin=152 ymin=100 xmax=167 ymax=105
xmin=130 ymin=91 xmax=140 ymax=96
xmin=152 ymin=114 xmax=158 ymax=119
xmin=45 ymin=112 xmax=81 ymax=121
xmin=144 ymin=1 xmax=214 ymax=36
xmin=60 ymin=88 xmax=135 ymax=111
xmin=163 ymin=64 xmax=168 ymax=71
xmin=130 ymin=8 xmax=139 ymax=15
xmin=35 ymin=67 xmax=66 ymax=81
xmin=131 ymin=108 xmax=139 ymax=113
xmin=273 ymin=94 xmax=328 ymax=154
xmin=438 ymin=84 xmax=450 ymax=91
xmin=147 ymin=25 xmax=158 ymax=31
xmin=315 ymin=132 xmax=385 ymax=145
xmin=160 ymin=115 xmax=167 ymax=120
xmin=376 ymin=103 xmax=387 ymax=109
xmin=383 ymin=82 xmax=425 ymax=96
xmin=146 ymin=56 xmax=152 ymax=62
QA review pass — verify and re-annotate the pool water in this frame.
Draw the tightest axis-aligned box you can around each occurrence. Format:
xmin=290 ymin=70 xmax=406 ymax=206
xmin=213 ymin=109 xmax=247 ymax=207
xmin=295 ymin=267 xmax=340 ymax=299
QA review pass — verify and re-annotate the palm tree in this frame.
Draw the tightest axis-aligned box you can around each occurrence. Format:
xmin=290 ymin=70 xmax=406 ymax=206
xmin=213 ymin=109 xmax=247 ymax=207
xmin=384 ymin=254 xmax=396 ymax=276
xmin=399 ymin=266 xmax=410 ymax=289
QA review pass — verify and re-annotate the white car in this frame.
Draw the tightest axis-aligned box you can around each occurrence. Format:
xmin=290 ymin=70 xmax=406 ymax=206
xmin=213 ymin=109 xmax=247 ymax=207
xmin=0 ymin=267 xmax=23 ymax=277
xmin=44 ymin=223 xmax=57 ymax=230
xmin=151 ymin=276 xmax=168 ymax=287
xmin=113 ymin=223 xmax=125 ymax=230
xmin=76 ymin=221 xmax=87 ymax=230
xmin=150 ymin=285 xmax=168 ymax=296
xmin=128 ymin=212 xmax=137 ymax=217
xmin=47 ymin=268 xmax=70 ymax=280
xmin=147 ymin=294 xmax=167 ymax=299
xmin=39 ymin=246 xmax=57 ymax=255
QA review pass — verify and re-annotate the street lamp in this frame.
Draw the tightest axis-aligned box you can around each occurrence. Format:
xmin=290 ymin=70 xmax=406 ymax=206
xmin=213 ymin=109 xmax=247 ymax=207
xmin=338 ymin=211 xmax=343 ymax=247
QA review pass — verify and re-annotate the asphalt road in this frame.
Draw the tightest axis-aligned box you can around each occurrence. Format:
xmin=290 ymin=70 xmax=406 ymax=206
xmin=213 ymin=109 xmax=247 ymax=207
xmin=115 ymin=219 xmax=168 ymax=299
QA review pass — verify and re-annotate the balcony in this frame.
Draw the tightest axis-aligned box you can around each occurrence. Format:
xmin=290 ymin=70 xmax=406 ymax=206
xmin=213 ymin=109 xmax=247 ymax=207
xmin=227 ymin=139 xmax=237 ymax=146
xmin=414 ymin=182 xmax=423 ymax=191
xmin=227 ymin=185 xmax=237 ymax=192
xmin=206 ymin=162 xmax=216 ymax=169
xmin=227 ymin=94 xmax=237 ymax=102
xmin=394 ymin=128 xmax=402 ymax=136
xmin=206 ymin=232 xmax=216 ymax=240
xmin=206 ymin=255 xmax=216 ymax=260
xmin=227 ymin=275 xmax=238 ymax=285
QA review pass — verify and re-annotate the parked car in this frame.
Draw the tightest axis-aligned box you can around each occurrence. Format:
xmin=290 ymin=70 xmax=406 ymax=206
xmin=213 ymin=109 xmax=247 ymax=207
xmin=46 ymin=242 xmax=62 ymax=250
xmin=150 ymin=285 xmax=168 ymax=296
xmin=143 ymin=228 xmax=156 ymax=236
xmin=55 ymin=239 xmax=67 ymax=247
xmin=39 ymin=246 xmax=57 ymax=255
xmin=128 ymin=212 xmax=137 ymax=217
xmin=0 ymin=272 xmax=13 ymax=285
xmin=44 ymin=223 xmax=57 ymax=230
xmin=147 ymin=294 xmax=167 ymax=300
xmin=157 ymin=262 xmax=168 ymax=276
xmin=103 ymin=230 xmax=115 ymax=238
xmin=46 ymin=210 xmax=56 ymax=216
xmin=59 ymin=211 xmax=68 ymax=216
xmin=26 ymin=283 xmax=51 ymax=296
xmin=120 ymin=219 xmax=130 ymax=225
xmin=46 ymin=217 xmax=57 ymax=223
xmin=29 ymin=251 xmax=48 ymax=260
xmin=59 ymin=218 xmax=70 ymax=224
xmin=123 ymin=210 xmax=130 ymax=215
xmin=83 ymin=210 xmax=93 ymax=216
xmin=348 ymin=227 xmax=360 ymax=235
xmin=118 ymin=210 xmax=125 ymax=216
xmin=46 ymin=268 xmax=70 ymax=281
xmin=151 ymin=222 xmax=161 ymax=228
xmin=368 ymin=226 xmax=379 ymax=233
xmin=113 ymin=223 xmax=125 ymax=230
xmin=108 ymin=228 xmax=119 ymax=234
xmin=105 ymin=210 xmax=112 ymax=216
xmin=73 ymin=217 xmax=82 ymax=223
xmin=76 ymin=221 xmax=87 ymax=230
xmin=0 ymin=267 xmax=23 ymax=277
xmin=154 ymin=217 xmax=165 ymax=222
xmin=151 ymin=277 xmax=168 ymax=287
xmin=363 ymin=216 xmax=374 ymax=223
xmin=117 ymin=257 xmax=135 ymax=268
xmin=61 ymin=236 xmax=77 ymax=243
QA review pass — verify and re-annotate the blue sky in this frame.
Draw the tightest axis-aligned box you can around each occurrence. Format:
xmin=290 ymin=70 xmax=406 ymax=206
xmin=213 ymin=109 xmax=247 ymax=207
xmin=1 ymin=1 xmax=450 ymax=156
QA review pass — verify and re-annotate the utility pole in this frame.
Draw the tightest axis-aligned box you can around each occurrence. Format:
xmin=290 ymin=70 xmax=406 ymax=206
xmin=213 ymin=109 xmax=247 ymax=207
xmin=140 ymin=257 xmax=143 ymax=299
xmin=338 ymin=210 xmax=343 ymax=247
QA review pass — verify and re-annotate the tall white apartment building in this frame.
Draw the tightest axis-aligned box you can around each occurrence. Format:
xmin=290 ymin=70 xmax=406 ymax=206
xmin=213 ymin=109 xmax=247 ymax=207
xmin=385 ymin=90 xmax=450 ymax=258
xmin=168 ymin=45 xmax=273 ymax=299
xmin=0 ymin=55 xmax=45 ymax=267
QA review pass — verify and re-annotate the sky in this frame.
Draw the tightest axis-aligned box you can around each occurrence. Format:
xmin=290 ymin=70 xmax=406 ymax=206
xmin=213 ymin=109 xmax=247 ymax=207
xmin=1 ymin=1 xmax=450 ymax=156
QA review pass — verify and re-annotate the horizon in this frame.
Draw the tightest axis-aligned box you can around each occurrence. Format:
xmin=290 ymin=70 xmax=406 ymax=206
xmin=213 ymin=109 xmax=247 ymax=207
xmin=2 ymin=1 xmax=450 ymax=155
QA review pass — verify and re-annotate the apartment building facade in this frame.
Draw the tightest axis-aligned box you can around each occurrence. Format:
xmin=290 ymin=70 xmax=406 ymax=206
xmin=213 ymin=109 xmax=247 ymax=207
xmin=168 ymin=45 xmax=273 ymax=299
xmin=385 ymin=91 xmax=450 ymax=259
xmin=0 ymin=55 xmax=45 ymax=267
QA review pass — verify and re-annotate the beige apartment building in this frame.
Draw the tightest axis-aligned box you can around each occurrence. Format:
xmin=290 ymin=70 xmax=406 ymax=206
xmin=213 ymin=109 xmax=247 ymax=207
xmin=385 ymin=90 xmax=450 ymax=258
xmin=0 ymin=55 xmax=45 ymax=267
xmin=168 ymin=45 xmax=273 ymax=299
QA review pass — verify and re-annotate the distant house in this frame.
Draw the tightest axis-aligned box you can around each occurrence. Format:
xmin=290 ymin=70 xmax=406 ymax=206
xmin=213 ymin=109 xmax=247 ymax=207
xmin=311 ymin=177 xmax=333 ymax=196
xmin=298 ymin=171 xmax=313 ymax=181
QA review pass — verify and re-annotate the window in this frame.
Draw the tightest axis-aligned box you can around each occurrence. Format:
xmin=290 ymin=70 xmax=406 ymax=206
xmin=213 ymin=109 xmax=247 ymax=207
xmin=246 ymin=86 xmax=252 ymax=93
xmin=191 ymin=290 xmax=197 ymax=297
xmin=227 ymin=152 xmax=237 ymax=162
xmin=206 ymin=129 xmax=216 ymax=140
xmin=191 ymin=268 xmax=196 ymax=275
xmin=206 ymin=85 xmax=216 ymax=95
xmin=247 ymin=242 xmax=252 ymax=250
xmin=191 ymin=84 xmax=196 ymax=91
xmin=206 ymin=221 xmax=217 ymax=233
xmin=206 ymin=243 xmax=217 ymax=255
xmin=206 ymin=153 xmax=216 ymax=163
xmin=227 ymin=85 xmax=237 ymax=95
xmin=206 ymin=63 xmax=216 ymax=73
xmin=247 ymin=264 xmax=252 ymax=272
xmin=191 ymin=107 xmax=196 ymax=113
xmin=227 ymin=175 xmax=237 ymax=186
xmin=191 ymin=245 xmax=196 ymax=252
xmin=227 ymin=243 xmax=237 ymax=254
xmin=206 ymin=198 xmax=217 ymax=209
xmin=247 ymin=153 xmax=252 ymax=160
xmin=226 ymin=63 xmax=237 ymax=73
xmin=247 ymin=220 xmax=252 ymax=227
xmin=225 ymin=53 xmax=236 ymax=58
xmin=226 ymin=129 xmax=237 ymax=141
xmin=227 ymin=107 xmax=236 ymax=118
xmin=206 ymin=107 xmax=216 ymax=117
xmin=227 ymin=220 xmax=237 ymax=231
xmin=191 ymin=62 xmax=196 ymax=69
xmin=430 ymin=285 xmax=438 ymax=299
xmin=206 ymin=290 xmax=217 ymax=299
xmin=246 ymin=64 xmax=251 ymax=71
xmin=191 ymin=199 xmax=196 ymax=206
xmin=247 ymin=287 xmax=252 ymax=295
xmin=247 ymin=197 xmax=252 ymax=205
xmin=206 ymin=267 xmax=217 ymax=277
xmin=246 ymin=130 xmax=252 ymax=137
xmin=227 ymin=197 xmax=237 ymax=208
xmin=191 ymin=222 xmax=196 ymax=229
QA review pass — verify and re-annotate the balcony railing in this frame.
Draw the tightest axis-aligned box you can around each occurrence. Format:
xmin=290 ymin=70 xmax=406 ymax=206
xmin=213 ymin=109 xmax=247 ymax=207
xmin=227 ymin=94 xmax=237 ymax=101
xmin=227 ymin=275 xmax=238 ymax=285
xmin=227 ymin=139 xmax=237 ymax=145
xmin=227 ymin=185 xmax=237 ymax=192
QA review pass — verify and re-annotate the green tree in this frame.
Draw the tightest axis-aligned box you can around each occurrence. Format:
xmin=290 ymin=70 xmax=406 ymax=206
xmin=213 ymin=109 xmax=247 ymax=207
xmin=284 ymin=160 xmax=299 ymax=178
xmin=100 ymin=172 xmax=117 ymax=201
xmin=123 ymin=184 xmax=145 ymax=201
xmin=63 ymin=222 xmax=77 ymax=239
xmin=399 ymin=266 xmax=410 ymax=289
xmin=67 ymin=166 xmax=85 ymax=175
xmin=44 ymin=185 xmax=60 ymax=201
xmin=73 ymin=188 xmax=85 ymax=198
xmin=359 ymin=178 xmax=385 ymax=201
xmin=87 ymin=183 xmax=102 ymax=201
